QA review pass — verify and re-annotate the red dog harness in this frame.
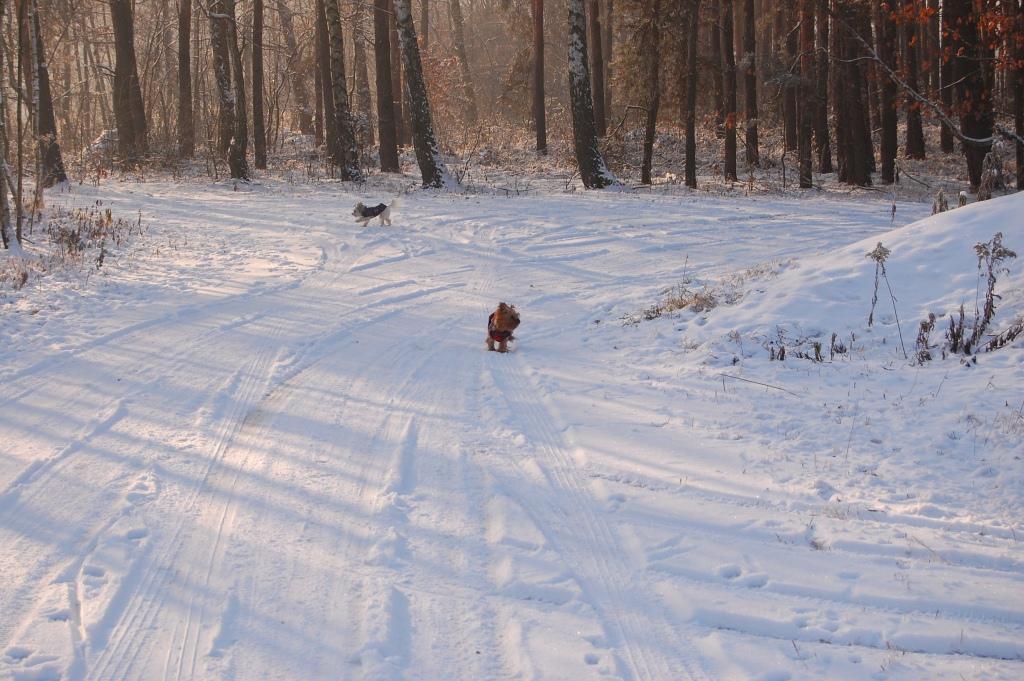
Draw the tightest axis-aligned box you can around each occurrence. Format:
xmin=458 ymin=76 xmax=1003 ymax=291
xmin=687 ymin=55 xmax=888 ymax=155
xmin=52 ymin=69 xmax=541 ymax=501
xmin=488 ymin=313 xmax=513 ymax=342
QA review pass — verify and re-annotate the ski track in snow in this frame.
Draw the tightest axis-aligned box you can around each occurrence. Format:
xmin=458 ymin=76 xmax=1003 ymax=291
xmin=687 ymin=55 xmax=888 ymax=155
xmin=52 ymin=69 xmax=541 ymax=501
xmin=1 ymin=179 xmax=1022 ymax=680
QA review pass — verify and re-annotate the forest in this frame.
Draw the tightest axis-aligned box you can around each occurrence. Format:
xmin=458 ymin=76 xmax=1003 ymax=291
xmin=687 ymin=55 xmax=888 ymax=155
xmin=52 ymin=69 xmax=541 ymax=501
xmin=0 ymin=0 xmax=1022 ymax=242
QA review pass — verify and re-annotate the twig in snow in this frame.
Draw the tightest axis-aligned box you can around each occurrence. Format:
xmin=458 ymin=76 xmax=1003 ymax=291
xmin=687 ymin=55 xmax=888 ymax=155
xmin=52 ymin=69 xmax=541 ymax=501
xmin=720 ymin=374 xmax=800 ymax=397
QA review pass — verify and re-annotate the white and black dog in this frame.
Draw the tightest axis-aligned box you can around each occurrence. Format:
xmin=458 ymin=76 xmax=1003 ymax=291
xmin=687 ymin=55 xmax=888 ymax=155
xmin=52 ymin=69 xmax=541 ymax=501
xmin=352 ymin=197 xmax=400 ymax=226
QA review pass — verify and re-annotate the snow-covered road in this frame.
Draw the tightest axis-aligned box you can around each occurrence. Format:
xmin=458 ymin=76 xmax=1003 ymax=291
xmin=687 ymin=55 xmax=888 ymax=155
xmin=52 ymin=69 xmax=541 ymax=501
xmin=2 ymin=180 xmax=1021 ymax=680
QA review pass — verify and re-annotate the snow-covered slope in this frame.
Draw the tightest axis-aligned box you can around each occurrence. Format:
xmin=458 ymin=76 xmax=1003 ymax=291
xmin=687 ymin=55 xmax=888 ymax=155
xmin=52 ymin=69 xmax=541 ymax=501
xmin=1 ymin=179 xmax=1020 ymax=681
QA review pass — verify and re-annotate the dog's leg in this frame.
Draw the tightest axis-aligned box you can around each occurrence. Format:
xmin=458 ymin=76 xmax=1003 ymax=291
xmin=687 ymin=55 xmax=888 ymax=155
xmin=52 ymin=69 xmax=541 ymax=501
xmin=498 ymin=340 xmax=508 ymax=353
xmin=486 ymin=338 xmax=495 ymax=351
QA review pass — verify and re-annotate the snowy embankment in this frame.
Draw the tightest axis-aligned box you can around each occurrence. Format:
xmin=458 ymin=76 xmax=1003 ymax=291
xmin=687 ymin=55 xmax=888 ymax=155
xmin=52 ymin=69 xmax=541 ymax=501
xmin=0 ymin=179 xmax=1021 ymax=681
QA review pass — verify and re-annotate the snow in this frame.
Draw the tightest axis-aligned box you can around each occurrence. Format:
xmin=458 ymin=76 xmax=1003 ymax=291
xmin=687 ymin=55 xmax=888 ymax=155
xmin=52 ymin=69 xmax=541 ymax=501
xmin=1 ymin=178 xmax=1022 ymax=681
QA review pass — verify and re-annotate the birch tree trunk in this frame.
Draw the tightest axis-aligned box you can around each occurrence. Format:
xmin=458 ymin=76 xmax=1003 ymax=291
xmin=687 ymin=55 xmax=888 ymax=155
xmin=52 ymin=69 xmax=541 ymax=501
xmin=374 ymin=0 xmax=399 ymax=171
xmin=393 ymin=0 xmax=453 ymax=187
xmin=568 ymin=0 xmax=614 ymax=187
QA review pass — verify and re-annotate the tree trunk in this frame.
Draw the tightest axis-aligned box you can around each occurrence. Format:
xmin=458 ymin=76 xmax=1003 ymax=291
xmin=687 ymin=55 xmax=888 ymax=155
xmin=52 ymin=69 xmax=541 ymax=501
xmin=252 ymin=0 xmax=267 ymax=169
xmin=684 ymin=0 xmax=700 ymax=188
xmin=393 ymin=0 xmax=453 ymax=187
xmin=814 ymin=0 xmax=832 ymax=172
xmin=902 ymin=0 xmax=925 ymax=158
xmin=946 ymin=0 xmax=992 ymax=189
xmin=797 ymin=0 xmax=813 ymax=187
xmin=374 ymin=0 xmax=399 ymax=171
xmin=315 ymin=0 xmax=337 ymax=155
xmin=875 ymin=0 xmax=898 ymax=184
xmin=0 ymin=0 xmax=16 ymax=250
xmin=783 ymin=0 xmax=797 ymax=150
xmin=568 ymin=0 xmax=615 ymax=187
xmin=354 ymin=6 xmax=374 ymax=147
xmin=603 ymin=0 xmax=613 ymax=116
xmin=938 ymin=0 xmax=954 ymax=152
xmin=1014 ymin=0 xmax=1022 ymax=189
xmin=832 ymin=0 xmax=847 ymax=180
xmin=210 ymin=0 xmax=233 ymax=155
xmin=177 ymin=0 xmax=194 ymax=157
xmin=421 ymin=0 xmax=429 ymax=51
xmin=449 ymin=0 xmax=479 ymax=124
xmin=709 ymin=0 xmax=724 ymax=128
xmin=323 ymin=0 xmax=361 ymax=179
xmin=109 ymin=0 xmax=147 ymax=165
xmin=275 ymin=0 xmax=312 ymax=135
xmin=742 ymin=0 xmax=758 ymax=167
xmin=390 ymin=10 xmax=409 ymax=146
xmin=22 ymin=1 xmax=66 ymax=187
xmin=721 ymin=0 xmax=737 ymax=181
xmin=641 ymin=0 xmax=661 ymax=185
xmin=224 ymin=1 xmax=249 ymax=179
xmin=839 ymin=1 xmax=871 ymax=186
xmin=533 ymin=0 xmax=546 ymax=152
xmin=587 ymin=0 xmax=606 ymax=136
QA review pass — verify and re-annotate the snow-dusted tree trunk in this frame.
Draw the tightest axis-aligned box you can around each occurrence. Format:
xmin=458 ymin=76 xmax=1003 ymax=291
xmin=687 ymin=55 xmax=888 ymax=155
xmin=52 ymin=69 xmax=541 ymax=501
xmin=225 ymin=2 xmax=249 ymax=180
xmin=568 ymin=0 xmax=614 ymax=188
xmin=110 ymin=0 xmax=147 ymax=165
xmin=373 ymin=0 xmax=399 ymax=171
xmin=209 ymin=0 xmax=233 ymax=156
xmin=323 ymin=0 xmax=361 ymax=180
xmin=448 ymin=0 xmax=478 ymax=124
xmin=393 ymin=0 xmax=454 ymax=188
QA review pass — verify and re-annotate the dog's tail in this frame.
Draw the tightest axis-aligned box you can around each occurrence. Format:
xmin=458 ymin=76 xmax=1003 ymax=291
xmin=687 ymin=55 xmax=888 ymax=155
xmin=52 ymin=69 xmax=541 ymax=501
xmin=389 ymin=196 xmax=401 ymax=212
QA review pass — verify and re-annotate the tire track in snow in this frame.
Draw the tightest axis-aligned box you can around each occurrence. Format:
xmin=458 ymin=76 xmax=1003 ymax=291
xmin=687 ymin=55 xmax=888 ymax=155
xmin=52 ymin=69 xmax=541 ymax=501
xmin=485 ymin=358 xmax=710 ymax=681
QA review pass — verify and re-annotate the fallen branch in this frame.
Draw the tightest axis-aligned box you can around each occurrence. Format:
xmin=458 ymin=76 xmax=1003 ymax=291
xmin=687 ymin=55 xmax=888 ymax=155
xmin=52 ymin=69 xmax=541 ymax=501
xmin=720 ymin=373 xmax=800 ymax=397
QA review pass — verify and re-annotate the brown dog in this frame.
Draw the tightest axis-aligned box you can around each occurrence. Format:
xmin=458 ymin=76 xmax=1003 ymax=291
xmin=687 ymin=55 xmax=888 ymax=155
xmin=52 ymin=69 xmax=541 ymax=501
xmin=487 ymin=303 xmax=520 ymax=353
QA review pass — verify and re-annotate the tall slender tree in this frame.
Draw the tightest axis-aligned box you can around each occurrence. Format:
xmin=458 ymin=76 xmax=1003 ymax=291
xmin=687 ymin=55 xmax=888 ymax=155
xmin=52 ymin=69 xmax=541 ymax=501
xmin=641 ymin=0 xmax=662 ymax=184
xmin=568 ymin=0 xmax=615 ymax=187
xmin=814 ymin=0 xmax=832 ymax=172
xmin=210 ymin=0 xmax=233 ymax=155
xmin=393 ymin=0 xmax=453 ymax=187
xmin=224 ymin=0 xmax=250 ymax=179
xmin=938 ymin=0 xmax=954 ymax=152
xmin=110 ymin=0 xmax=147 ymax=165
xmin=603 ymin=0 xmax=613 ymax=115
xmin=22 ymin=0 xmax=66 ymax=187
xmin=323 ymin=0 xmax=361 ymax=179
xmin=1014 ymin=0 xmax=1023 ymax=189
xmin=449 ymin=0 xmax=478 ymax=124
xmin=783 ymin=0 xmax=798 ymax=150
xmin=901 ymin=0 xmax=925 ymax=158
xmin=389 ymin=10 xmax=409 ymax=146
xmin=946 ymin=0 xmax=992 ymax=189
xmin=742 ymin=0 xmax=758 ymax=167
xmin=374 ymin=0 xmax=399 ymax=171
xmin=709 ymin=0 xmax=724 ymax=128
xmin=0 ymin=0 xmax=17 ymax=250
xmin=354 ymin=5 xmax=374 ymax=147
xmin=252 ymin=0 xmax=267 ymax=169
xmin=721 ymin=0 xmax=737 ymax=181
xmin=588 ymin=0 xmax=607 ymax=135
xmin=533 ymin=0 xmax=547 ymax=152
xmin=797 ymin=0 xmax=813 ymax=187
xmin=875 ymin=0 xmax=898 ymax=184
xmin=684 ymin=0 xmax=701 ymax=188
xmin=276 ymin=0 xmax=312 ymax=134
xmin=315 ymin=0 xmax=337 ymax=156
xmin=177 ymin=0 xmax=194 ymax=157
